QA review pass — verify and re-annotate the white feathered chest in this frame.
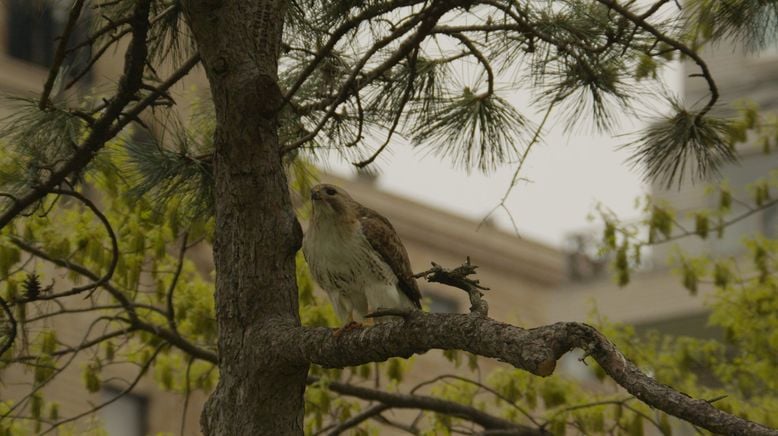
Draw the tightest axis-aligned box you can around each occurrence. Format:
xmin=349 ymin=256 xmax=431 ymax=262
xmin=303 ymin=218 xmax=410 ymax=322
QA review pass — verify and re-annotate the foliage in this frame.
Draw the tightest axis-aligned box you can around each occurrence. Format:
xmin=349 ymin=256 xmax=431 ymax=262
xmin=0 ymin=0 xmax=777 ymax=434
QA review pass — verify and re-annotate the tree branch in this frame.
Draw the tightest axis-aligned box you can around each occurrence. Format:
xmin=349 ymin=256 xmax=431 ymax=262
xmin=325 ymin=403 xmax=390 ymax=435
xmin=281 ymin=0 xmax=426 ymax=107
xmin=0 ymin=0 xmax=153 ymax=231
xmin=309 ymin=376 xmax=546 ymax=435
xmin=167 ymin=232 xmax=189 ymax=332
xmin=286 ymin=313 xmax=776 ymax=436
xmin=594 ymin=0 xmax=718 ymax=118
xmin=39 ymin=0 xmax=87 ymax=109
xmin=353 ymin=50 xmax=419 ymax=168
xmin=281 ymin=0 xmax=473 ymax=154
xmin=10 ymin=237 xmax=217 ymax=364
xmin=40 ymin=344 xmax=166 ymax=435
xmin=0 ymin=295 xmax=17 ymax=358
xmin=416 ymin=257 xmax=489 ymax=316
xmin=0 ymin=2 xmax=198 ymax=234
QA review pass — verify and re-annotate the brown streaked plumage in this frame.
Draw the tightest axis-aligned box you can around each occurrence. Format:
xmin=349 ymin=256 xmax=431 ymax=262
xmin=302 ymin=184 xmax=421 ymax=325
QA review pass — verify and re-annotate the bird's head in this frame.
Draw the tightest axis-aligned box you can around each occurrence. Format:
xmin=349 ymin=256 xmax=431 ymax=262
xmin=310 ymin=184 xmax=356 ymax=221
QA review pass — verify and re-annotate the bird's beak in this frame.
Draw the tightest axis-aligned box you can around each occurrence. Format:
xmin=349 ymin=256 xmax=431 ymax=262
xmin=311 ymin=190 xmax=321 ymax=201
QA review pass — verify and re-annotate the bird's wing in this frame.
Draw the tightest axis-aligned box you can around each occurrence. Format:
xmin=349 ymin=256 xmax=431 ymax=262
xmin=357 ymin=205 xmax=422 ymax=308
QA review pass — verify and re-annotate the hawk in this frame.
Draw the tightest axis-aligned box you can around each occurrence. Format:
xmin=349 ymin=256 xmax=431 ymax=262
xmin=302 ymin=183 xmax=422 ymax=327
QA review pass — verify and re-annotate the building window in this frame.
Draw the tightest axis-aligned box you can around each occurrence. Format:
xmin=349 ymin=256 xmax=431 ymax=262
xmin=7 ymin=0 xmax=59 ymax=66
xmin=100 ymin=387 xmax=148 ymax=436
xmin=6 ymin=0 xmax=92 ymax=82
xmin=426 ymin=292 xmax=460 ymax=313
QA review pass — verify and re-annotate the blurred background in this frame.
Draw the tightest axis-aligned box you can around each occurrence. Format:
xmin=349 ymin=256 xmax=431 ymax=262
xmin=1 ymin=1 xmax=777 ymax=435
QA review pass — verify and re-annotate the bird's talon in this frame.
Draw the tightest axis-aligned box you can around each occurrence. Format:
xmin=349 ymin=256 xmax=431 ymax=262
xmin=333 ymin=321 xmax=363 ymax=337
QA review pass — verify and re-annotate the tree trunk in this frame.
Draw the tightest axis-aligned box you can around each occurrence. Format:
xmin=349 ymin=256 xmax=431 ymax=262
xmin=182 ymin=1 xmax=305 ymax=434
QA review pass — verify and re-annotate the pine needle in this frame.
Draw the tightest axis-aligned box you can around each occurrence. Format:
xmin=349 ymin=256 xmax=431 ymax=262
xmin=627 ymin=105 xmax=737 ymax=189
xmin=411 ymin=89 xmax=532 ymax=172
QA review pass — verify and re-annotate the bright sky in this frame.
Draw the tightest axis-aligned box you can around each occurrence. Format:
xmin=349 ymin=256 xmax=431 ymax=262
xmin=321 ymin=23 xmax=685 ymax=249
xmin=316 ymin=5 xmax=694 ymax=249
xmin=323 ymin=73 xmax=685 ymax=248
xmin=326 ymin=122 xmax=647 ymax=248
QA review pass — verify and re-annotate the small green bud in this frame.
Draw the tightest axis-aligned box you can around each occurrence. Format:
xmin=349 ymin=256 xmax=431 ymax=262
xmin=603 ymin=221 xmax=617 ymax=249
xmin=48 ymin=402 xmax=59 ymax=421
xmin=30 ymin=393 xmax=42 ymax=420
xmin=83 ymin=364 xmax=101 ymax=393
xmin=694 ymin=213 xmax=709 ymax=239
xmin=387 ymin=358 xmax=404 ymax=383
xmin=105 ymin=341 xmax=115 ymax=362
xmin=41 ymin=330 xmax=57 ymax=354
xmin=713 ymin=262 xmax=731 ymax=288
xmin=682 ymin=262 xmax=698 ymax=295
xmin=719 ymin=188 xmax=732 ymax=212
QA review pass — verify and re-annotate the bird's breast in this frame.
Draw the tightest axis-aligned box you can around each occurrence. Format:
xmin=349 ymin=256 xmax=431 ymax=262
xmin=303 ymin=225 xmax=395 ymax=295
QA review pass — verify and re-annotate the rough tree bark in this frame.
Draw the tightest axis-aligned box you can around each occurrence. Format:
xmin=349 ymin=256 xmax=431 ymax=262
xmin=181 ymin=0 xmax=306 ymax=434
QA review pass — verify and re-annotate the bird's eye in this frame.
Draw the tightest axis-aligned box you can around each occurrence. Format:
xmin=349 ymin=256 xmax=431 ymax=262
xmin=324 ymin=187 xmax=337 ymax=196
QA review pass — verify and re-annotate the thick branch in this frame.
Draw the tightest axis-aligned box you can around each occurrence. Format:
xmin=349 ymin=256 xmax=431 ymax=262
xmin=283 ymin=317 xmax=777 ymax=436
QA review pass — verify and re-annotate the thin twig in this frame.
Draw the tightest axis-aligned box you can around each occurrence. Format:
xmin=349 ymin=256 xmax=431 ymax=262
xmin=308 ymin=376 xmax=544 ymax=435
xmin=354 ymin=50 xmax=419 ymax=168
xmin=326 ymin=404 xmax=390 ymax=435
xmin=417 ymin=258 xmax=489 ymax=317
xmin=167 ymin=232 xmax=189 ymax=332
xmin=478 ymin=99 xmax=555 ymax=231
xmin=180 ymin=356 xmax=195 ymax=436
xmin=40 ymin=0 xmax=87 ymax=109
xmin=0 ymin=296 xmax=17 ymax=358
xmin=595 ymin=0 xmax=718 ymax=118
xmin=40 ymin=344 xmax=166 ymax=435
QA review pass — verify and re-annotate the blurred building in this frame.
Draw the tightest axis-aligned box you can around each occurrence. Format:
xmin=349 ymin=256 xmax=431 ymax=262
xmin=3 ymin=2 xmax=776 ymax=435
xmin=556 ymin=35 xmax=778 ymax=331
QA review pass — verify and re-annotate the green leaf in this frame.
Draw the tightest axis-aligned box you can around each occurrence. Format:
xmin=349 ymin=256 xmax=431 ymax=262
xmin=48 ymin=402 xmax=59 ymax=421
xmin=83 ymin=364 xmax=101 ymax=393
xmin=603 ymin=221 xmax=617 ymax=249
xmin=694 ymin=213 xmax=709 ymax=239
xmin=682 ymin=262 xmax=698 ymax=295
xmin=386 ymin=358 xmax=404 ymax=383
xmin=30 ymin=393 xmax=42 ymax=420
xmin=628 ymin=414 xmax=644 ymax=436
xmin=540 ymin=379 xmax=567 ymax=408
xmin=719 ymin=186 xmax=732 ymax=212
xmin=713 ymin=262 xmax=731 ymax=288
xmin=615 ymin=243 xmax=630 ymax=287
